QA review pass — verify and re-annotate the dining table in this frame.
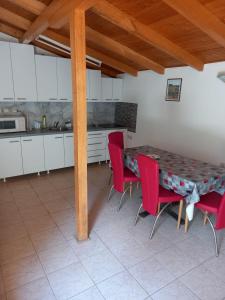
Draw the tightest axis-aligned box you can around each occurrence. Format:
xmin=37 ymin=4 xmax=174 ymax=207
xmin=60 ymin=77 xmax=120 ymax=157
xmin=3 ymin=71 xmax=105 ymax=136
xmin=124 ymin=145 xmax=225 ymax=221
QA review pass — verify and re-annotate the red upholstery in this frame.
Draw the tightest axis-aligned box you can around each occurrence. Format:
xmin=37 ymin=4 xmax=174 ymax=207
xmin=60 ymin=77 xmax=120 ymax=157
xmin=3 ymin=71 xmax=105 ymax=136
xmin=196 ymin=192 xmax=225 ymax=230
xmin=137 ymin=154 xmax=183 ymax=216
xmin=108 ymin=132 xmax=124 ymax=149
xmin=108 ymin=143 xmax=139 ymax=193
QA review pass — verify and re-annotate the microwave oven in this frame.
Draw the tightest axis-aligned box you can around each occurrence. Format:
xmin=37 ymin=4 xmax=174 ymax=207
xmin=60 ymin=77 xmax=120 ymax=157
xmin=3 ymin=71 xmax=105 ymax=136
xmin=0 ymin=115 xmax=26 ymax=133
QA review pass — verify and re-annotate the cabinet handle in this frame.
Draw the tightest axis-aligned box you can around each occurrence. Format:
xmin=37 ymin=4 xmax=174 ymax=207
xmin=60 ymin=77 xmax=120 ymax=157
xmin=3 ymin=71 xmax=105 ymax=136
xmin=49 ymin=98 xmax=57 ymax=100
xmin=3 ymin=97 xmax=14 ymax=100
xmin=113 ymin=99 xmax=119 ymax=101
xmin=23 ymin=139 xmax=32 ymax=142
xmin=88 ymin=154 xmax=102 ymax=158
xmin=88 ymin=142 xmax=102 ymax=145
xmin=91 ymin=99 xmax=98 ymax=100
xmin=88 ymin=133 xmax=103 ymax=136
xmin=55 ymin=136 xmax=63 ymax=139
xmin=60 ymin=98 xmax=68 ymax=101
xmin=9 ymin=140 xmax=20 ymax=143
xmin=105 ymin=99 xmax=112 ymax=101
xmin=66 ymin=136 xmax=73 ymax=138
xmin=17 ymin=97 xmax=26 ymax=100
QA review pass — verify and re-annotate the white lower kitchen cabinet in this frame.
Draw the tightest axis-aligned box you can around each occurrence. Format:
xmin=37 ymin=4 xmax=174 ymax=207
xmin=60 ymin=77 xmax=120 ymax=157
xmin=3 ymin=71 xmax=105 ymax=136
xmin=21 ymin=136 xmax=45 ymax=174
xmin=43 ymin=134 xmax=65 ymax=171
xmin=0 ymin=138 xmax=23 ymax=179
xmin=64 ymin=133 xmax=74 ymax=167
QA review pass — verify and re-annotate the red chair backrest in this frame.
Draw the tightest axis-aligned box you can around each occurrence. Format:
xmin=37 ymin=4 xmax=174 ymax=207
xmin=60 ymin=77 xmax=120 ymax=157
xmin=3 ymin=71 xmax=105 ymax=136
xmin=215 ymin=193 xmax=225 ymax=230
xmin=137 ymin=154 xmax=159 ymax=216
xmin=108 ymin=143 xmax=124 ymax=193
xmin=108 ymin=132 xmax=124 ymax=149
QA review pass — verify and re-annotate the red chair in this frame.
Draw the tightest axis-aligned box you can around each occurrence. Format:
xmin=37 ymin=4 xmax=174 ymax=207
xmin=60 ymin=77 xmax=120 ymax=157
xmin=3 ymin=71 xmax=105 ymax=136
xmin=108 ymin=131 xmax=124 ymax=185
xmin=136 ymin=154 xmax=184 ymax=239
xmin=194 ymin=192 xmax=225 ymax=256
xmin=108 ymin=131 xmax=124 ymax=149
xmin=108 ymin=143 xmax=140 ymax=211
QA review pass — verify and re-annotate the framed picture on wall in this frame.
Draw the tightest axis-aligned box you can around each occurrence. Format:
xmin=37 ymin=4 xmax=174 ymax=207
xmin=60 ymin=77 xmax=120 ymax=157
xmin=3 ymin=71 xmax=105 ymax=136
xmin=165 ymin=78 xmax=182 ymax=101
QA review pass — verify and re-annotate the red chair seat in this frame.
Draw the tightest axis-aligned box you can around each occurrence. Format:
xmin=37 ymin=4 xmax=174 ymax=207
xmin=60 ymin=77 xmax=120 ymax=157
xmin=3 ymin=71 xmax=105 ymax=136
xmin=159 ymin=186 xmax=183 ymax=203
xmin=196 ymin=192 xmax=221 ymax=214
xmin=124 ymin=167 xmax=140 ymax=182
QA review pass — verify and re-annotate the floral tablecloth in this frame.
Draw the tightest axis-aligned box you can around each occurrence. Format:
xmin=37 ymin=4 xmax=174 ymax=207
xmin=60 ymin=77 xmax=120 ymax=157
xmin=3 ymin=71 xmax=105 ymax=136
xmin=124 ymin=145 xmax=225 ymax=220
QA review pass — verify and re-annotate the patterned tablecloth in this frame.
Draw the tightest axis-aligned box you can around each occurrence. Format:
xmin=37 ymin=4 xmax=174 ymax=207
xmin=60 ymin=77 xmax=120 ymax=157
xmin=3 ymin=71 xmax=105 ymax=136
xmin=124 ymin=145 xmax=225 ymax=220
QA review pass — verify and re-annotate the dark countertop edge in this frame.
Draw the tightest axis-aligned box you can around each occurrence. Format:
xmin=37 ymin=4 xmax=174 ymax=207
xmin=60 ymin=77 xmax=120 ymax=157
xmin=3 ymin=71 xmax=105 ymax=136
xmin=0 ymin=126 xmax=127 ymax=139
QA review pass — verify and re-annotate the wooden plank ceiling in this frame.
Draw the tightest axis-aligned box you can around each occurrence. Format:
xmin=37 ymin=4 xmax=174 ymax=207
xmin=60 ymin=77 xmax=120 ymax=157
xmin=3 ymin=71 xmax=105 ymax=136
xmin=0 ymin=0 xmax=225 ymax=76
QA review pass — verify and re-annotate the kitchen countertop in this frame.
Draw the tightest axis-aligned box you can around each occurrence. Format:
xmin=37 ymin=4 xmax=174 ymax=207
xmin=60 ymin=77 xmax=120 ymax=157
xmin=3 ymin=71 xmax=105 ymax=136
xmin=0 ymin=124 xmax=127 ymax=139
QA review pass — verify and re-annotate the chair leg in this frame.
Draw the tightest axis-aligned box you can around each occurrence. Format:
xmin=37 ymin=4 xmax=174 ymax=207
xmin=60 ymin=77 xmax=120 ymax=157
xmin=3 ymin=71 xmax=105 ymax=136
xmin=206 ymin=215 xmax=219 ymax=257
xmin=108 ymin=171 xmax=112 ymax=186
xmin=157 ymin=203 xmax=161 ymax=214
xmin=129 ymin=182 xmax=132 ymax=198
xmin=117 ymin=186 xmax=129 ymax=211
xmin=108 ymin=185 xmax=114 ymax=202
xmin=177 ymin=200 xmax=184 ymax=230
xmin=149 ymin=202 xmax=171 ymax=239
xmin=184 ymin=213 xmax=189 ymax=233
xmin=203 ymin=211 xmax=208 ymax=225
xmin=134 ymin=203 xmax=143 ymax=225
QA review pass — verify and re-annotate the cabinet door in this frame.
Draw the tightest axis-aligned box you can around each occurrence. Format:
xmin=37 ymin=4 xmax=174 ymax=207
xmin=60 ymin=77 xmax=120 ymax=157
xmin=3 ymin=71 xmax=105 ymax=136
xmin=21 ymin=136 xmax=45 ymax=174
xmin=101 ymin=78 xmax=113 ymax=101
xmin=35 ymin=55 xmax=58 ymax=102
xmin=43 ymin=134 xmax=65 ymax=171
xmin=89 ymin=70 xmax=101 ymax=101
xmin=0 ymin=42 xmax=14 ymax=101
xmin=0 ymin=138 xmax=23 ymax=179
xmin=112 ymin=78 xmax=123 ymax=101
xmin=64 ymin=133 xmax=74 ymax=167
xmin=57 ymin=58 xmax=72 ymax=102
xmin=10 ymin=43 xmax=37 ymax=102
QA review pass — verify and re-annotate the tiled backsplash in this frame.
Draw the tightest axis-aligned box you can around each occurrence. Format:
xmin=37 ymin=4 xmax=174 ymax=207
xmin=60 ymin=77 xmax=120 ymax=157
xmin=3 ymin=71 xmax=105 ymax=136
xmin=0 ymin=101 xmax=137 ymax=131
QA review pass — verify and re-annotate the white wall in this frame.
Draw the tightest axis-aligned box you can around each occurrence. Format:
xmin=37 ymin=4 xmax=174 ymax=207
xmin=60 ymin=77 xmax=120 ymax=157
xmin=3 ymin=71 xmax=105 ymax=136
xmin=122 ymin=62 xmax=225 ymax=165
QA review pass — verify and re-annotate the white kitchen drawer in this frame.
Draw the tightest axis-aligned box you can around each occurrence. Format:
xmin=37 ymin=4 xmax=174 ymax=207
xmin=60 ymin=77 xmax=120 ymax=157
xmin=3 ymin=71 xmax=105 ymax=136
xmin=87 ymin=137 xmax=106 ymax=151
xmin=87 ymin=149 xmax=105 ymax=163
xmin=88 ymin=131 xmax=106 ymax=138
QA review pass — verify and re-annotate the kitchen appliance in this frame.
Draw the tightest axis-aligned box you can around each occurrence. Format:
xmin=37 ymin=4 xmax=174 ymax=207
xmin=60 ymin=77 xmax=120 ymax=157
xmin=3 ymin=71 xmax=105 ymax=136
xmin=0 ymin=113 xmax=26 ymax=133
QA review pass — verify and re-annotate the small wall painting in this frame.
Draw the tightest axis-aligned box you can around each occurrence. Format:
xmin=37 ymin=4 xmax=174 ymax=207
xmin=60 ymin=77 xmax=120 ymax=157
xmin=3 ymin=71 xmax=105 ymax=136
xmin=165 ymin=78 xmax=182 ymax=101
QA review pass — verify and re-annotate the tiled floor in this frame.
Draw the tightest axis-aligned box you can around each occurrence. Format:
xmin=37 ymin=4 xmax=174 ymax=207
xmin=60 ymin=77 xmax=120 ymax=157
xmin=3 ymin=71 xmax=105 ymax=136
xmin=0 ymin=164 xmax=225 ymax=300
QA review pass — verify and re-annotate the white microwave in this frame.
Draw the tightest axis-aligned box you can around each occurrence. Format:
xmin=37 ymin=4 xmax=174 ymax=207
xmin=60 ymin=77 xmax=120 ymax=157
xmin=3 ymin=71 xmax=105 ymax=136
xmin=0 ymin=115 xmax=26 ymax=133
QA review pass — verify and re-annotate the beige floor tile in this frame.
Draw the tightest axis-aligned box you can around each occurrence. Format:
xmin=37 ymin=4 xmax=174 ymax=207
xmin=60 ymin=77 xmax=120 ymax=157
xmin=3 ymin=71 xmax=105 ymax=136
xmin=43 ymin=197 xmax=72 ymax=214
xmin=24 ymin=215 xmax=56 ymax=235
xmin=38 ymin=243 xmax=79 ymax=273
xmin=47 ymin=262 xmax=93 ymax=300
xmin=2 ymin=255 xmax=45 ymax=291
xmin=19 ymin=204 xmax=49 ymax=220
xmin=30 ymin=227 xmax=68 ymax=253
xmin=70 ymin=286 xmax=104 ymax=300
xmin=58 ymin=220 xmax=76 ymax=240
xmin=0 ymin=223 xmax=27 ymax=245
xmin=0 ymin=237 xmax=35 ymax=265
xmin=7 ymin=277 xmax=56 ymax=300
xmin=50 ymin=208 xmax=75 ymax=226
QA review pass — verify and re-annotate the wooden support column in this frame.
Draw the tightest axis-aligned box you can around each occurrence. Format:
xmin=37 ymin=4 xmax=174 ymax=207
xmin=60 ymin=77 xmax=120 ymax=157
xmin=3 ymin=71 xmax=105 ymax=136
xmin=70 ymin=8 xmax=88 ymax=240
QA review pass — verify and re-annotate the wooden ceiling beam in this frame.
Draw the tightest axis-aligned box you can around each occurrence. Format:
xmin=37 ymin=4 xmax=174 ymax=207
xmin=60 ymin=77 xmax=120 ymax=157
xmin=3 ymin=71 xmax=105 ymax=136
xmin=7 ymin=0 xmax=45 ymax=15
xmin=22 ymin=0 xmax=96 ymax=44
xmin=43 ymin=30 xmax=138 ymax=76
xmin=162 ymin=0 xmax=225 ymax=49
xmin=86 ymin=27 xmax=164 ymax=74
xmin=92 ymin=0 xmax=204 ymax=71
xmin=0 ymin=6 xmax=30 ymax=30
xmin=0 ymin=23 xmax=24 ymax=39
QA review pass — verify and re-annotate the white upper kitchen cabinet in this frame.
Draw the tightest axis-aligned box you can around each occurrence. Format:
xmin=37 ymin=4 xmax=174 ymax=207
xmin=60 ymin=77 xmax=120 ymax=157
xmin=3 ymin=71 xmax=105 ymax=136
xmin=101 ymin=78 xmax=113 ymax=101
xmin=112 ymin=78 xmax=123 ymax=101
xmin=64 ymin=133 xmax=74 ymax=167
xmin=43 ymin=134 xmax=65 ymax=171
xmin=21 ymin=136 xmax=45 ymax=174
xmin=10 ymin=43 xmax=37 ymax=102
xmin=57 ymin=58 xmax=72 ymax=102
xmin=0 ymin=138 xmax=23 ymax=179
xmin=35 ymin=55 xmax=58 ymax=102
xmin=0 ymin=42 xmax=14 ymax=101
xmin=89 ymin=69 xmax=101 ymax=101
